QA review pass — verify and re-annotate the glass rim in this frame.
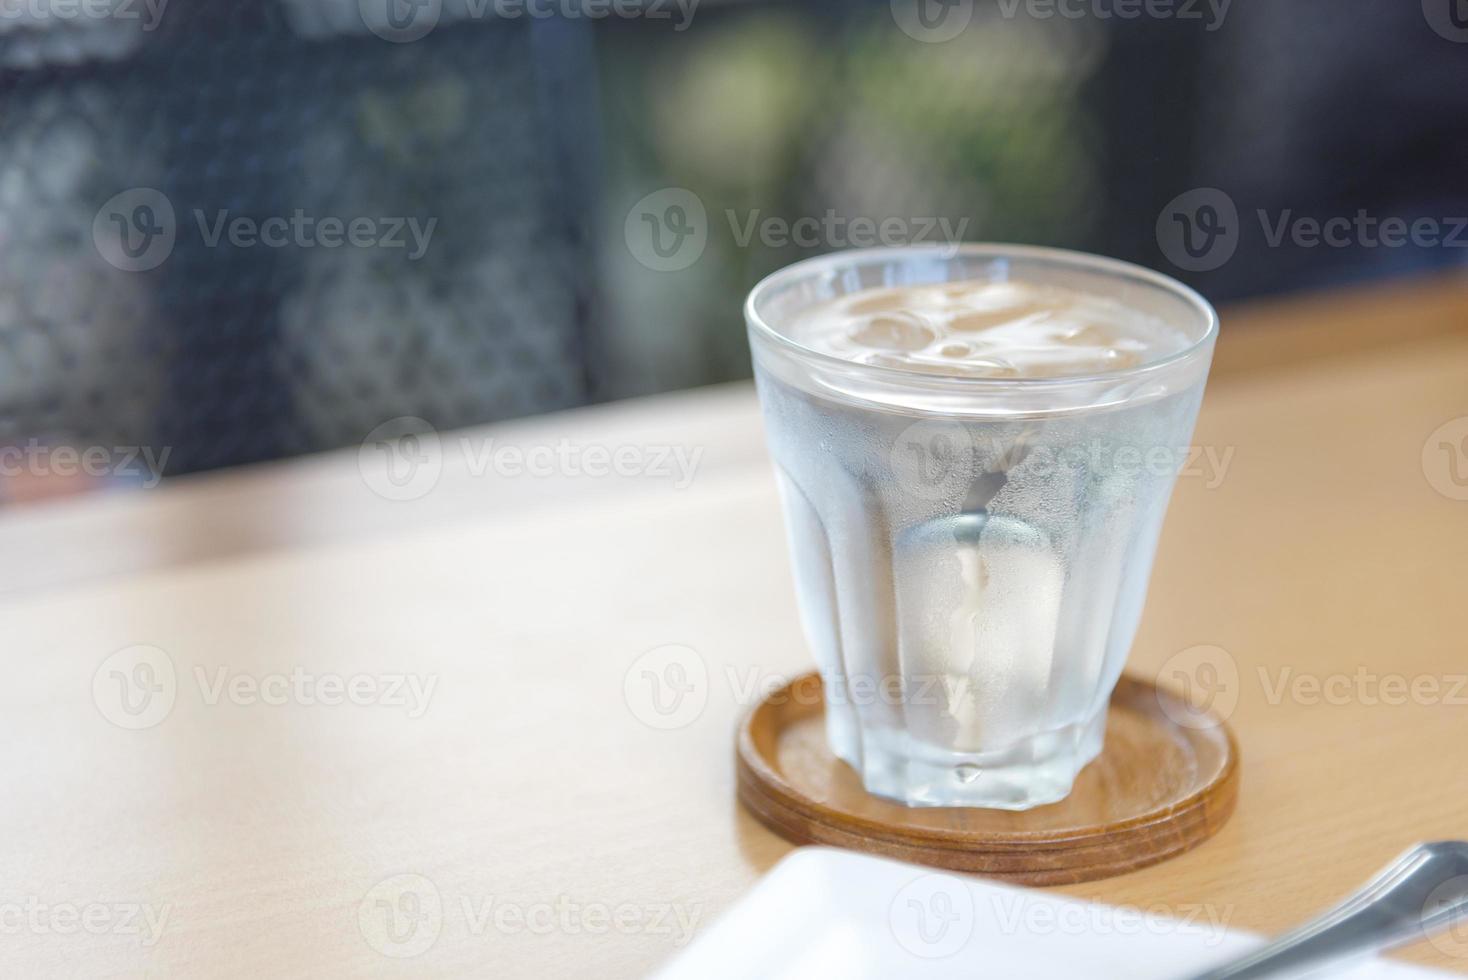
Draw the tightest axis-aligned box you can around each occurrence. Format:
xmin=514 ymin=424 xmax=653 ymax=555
xmin=743 ymin=243 xmax=1220 ymax=390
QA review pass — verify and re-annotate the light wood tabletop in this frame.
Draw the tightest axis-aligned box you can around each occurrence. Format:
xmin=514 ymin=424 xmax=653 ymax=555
xmin=2 ymin=272 xmax=1467 ymax=977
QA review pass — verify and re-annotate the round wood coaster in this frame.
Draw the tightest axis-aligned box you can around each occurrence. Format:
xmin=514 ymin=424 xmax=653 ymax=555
xmin=736 ymin=671 xmax=1239 ymax=885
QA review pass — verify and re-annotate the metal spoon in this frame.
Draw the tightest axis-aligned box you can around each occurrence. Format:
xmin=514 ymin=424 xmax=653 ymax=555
xmin=1181 ymin=841 xmax=1468 ymax=979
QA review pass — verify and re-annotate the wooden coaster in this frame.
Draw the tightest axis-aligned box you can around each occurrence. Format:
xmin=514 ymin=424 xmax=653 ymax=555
xmin=736 ymin=672 xmax=1239 ymax=885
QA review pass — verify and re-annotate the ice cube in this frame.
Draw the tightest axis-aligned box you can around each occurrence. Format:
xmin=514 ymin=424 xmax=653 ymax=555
xmin=894 ymin=511 xmax=1063 ymax=752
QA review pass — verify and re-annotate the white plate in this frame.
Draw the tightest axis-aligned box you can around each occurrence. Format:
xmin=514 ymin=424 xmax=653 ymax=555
xmin=653 ymin=848 xmax=1453 ymax=980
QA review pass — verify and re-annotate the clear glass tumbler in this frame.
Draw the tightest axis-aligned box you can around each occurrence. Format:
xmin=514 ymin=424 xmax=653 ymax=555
xmin=746 ymin=245 xmax=1217 ymax=809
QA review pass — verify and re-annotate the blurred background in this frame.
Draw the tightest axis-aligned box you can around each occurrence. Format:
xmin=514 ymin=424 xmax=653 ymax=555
xmin=1 ymin=0 xmax=1465 ymax=499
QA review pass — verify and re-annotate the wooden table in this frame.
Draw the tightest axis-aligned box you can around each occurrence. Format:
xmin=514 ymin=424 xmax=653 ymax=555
xmin=2 ymin=273 xmax=1467 ymax=977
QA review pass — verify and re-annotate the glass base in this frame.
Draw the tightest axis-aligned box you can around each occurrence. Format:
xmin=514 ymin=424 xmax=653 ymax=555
xmin=829 ymin=707 xmax=1108 ymax=810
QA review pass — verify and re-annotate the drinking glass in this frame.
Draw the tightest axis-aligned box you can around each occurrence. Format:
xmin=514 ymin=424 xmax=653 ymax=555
xmin=746 ymin=245 xmax=1217 ymax=808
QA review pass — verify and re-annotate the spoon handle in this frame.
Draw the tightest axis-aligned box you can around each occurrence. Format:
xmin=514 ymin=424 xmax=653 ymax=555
xmin=1183 ymin=841 xmax=1468 ymax=979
